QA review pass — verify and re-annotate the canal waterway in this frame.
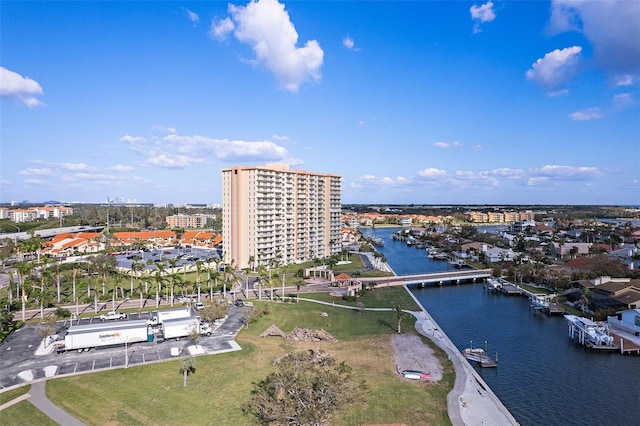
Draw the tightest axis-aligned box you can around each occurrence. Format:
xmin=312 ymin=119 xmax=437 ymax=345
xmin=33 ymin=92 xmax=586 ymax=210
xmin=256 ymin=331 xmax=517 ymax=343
xmin=362 ymin=227 xmax=638 ymax=426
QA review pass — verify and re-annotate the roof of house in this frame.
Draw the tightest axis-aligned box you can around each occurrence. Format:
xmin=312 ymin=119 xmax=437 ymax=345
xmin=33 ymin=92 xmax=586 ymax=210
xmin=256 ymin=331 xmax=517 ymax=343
xmin=562 ymin=258 xmax=592 ymax=271
xmin=181 ymin=231 xmax=215 ymax=240
xmin=113 ymin=231 xmax=176 ymax=241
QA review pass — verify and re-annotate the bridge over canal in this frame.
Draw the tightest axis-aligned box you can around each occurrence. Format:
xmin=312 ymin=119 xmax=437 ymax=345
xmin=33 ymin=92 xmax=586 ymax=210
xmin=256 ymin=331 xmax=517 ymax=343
xmin=360 ymin=268 xmax=493 ymax=288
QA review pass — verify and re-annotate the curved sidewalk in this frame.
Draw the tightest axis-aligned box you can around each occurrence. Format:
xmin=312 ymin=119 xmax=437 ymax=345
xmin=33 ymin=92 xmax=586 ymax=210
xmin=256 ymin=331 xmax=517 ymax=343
xmin=410 ymin=308 xmax=519 ymax=426
xmin=0 ymin=380 xmax=87 ymax=426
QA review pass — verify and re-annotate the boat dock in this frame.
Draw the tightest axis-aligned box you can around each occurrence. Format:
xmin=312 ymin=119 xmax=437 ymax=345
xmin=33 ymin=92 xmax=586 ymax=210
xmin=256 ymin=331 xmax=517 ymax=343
xmin=529 ymin=294 xmax=564 ymax=316
xmin=565 ymin=315 xmax=618 ymax=351
xmin=463 ymin=341 xmax=498 ymax=367
xmin=500 ymin=283 xmax=523 ymax=296
xmin=610 ymin=332 xmax=640 ymax=355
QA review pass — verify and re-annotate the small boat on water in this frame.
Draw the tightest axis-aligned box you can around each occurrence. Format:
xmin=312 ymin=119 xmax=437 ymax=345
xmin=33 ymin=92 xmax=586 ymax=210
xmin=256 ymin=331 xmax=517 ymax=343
xmin=463 ymin=341 xmax=498 ymax=367
xmin=400 ymin=369 xmax=431 ymax=380
xmin=369 ymin=236 xmax=384 ymax=247
xmin=484 ymin=277 xmax=502 ymax=292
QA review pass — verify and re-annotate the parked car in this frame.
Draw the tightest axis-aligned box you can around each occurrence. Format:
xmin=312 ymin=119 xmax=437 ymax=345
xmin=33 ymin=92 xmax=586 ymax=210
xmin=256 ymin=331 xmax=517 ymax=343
xmin=194 ymin=302 xmax=205 ymax=311
xmin=235 ymin=299 xmax=244 ymax=307
xmin=99 ymin=311 xmax=127 ymax=321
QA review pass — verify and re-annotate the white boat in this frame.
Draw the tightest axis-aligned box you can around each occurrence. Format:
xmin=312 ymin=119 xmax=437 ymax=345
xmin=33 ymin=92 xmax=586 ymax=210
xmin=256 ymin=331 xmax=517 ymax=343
xmin=485 ymin=278 xmax=502 ymax=292
xmin=564 ymin=314 xmax=616 ymax=349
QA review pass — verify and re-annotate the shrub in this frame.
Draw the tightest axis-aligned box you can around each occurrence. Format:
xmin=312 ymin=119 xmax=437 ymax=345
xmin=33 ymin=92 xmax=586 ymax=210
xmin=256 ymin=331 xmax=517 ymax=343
xmin=55 ymin=307 xmax=72 ymax=319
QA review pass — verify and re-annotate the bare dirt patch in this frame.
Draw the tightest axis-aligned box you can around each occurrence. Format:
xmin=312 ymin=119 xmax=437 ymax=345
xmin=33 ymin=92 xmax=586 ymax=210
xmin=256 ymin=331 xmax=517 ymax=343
xmin=391 ymin=334 xmax=443 ymax=382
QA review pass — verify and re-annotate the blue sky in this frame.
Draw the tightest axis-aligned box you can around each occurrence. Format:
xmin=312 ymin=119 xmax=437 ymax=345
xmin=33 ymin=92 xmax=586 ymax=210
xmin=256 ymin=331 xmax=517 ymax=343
xmin=1 ymin=0 xmax=639 ymax=205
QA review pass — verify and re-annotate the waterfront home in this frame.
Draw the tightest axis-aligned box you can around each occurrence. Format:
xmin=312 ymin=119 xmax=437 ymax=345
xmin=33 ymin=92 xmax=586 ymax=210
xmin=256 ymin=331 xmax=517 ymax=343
xmin=570 ymin=277 xmax=640 ymax=311
xmin=608 ymin=308 xmax=640 ymax=336
xmin=550 ymin=242 xmax=591 ymax=258
xmin=482 ymin=246 xmax=517 ymax=263
xmin=607 ymin=245 xmax=640 ymax=271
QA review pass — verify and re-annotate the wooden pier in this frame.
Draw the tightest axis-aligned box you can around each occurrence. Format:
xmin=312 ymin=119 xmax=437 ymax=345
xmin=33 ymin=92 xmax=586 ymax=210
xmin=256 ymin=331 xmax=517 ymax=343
xmin=610 ymin=332 xmax=640 ymax=355
xmin=500 ymin=283 xmax=523 ymax=296
xmin=463 ymin=347 xmax=497 ymax=367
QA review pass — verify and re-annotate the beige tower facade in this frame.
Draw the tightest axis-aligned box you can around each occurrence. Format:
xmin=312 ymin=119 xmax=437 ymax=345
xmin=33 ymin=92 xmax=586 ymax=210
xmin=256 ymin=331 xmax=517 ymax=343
xmin=222 ymin=163 xmax=342 ymax=269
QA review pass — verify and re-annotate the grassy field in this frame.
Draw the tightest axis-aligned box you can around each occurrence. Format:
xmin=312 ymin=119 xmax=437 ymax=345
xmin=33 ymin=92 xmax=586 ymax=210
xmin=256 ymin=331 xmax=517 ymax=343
xmin=45 ymin=287 xmax=454 ymax=426
xmin=0 ymin=384 xmax=30 ymax=405
xmin=0 ymin=400 xmax=58 ymax=426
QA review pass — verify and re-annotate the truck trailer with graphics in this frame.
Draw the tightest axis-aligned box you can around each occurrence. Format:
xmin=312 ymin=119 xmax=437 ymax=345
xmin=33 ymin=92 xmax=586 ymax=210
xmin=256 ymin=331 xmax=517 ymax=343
xmin=56 ymin=320 xmax=152 ymax=353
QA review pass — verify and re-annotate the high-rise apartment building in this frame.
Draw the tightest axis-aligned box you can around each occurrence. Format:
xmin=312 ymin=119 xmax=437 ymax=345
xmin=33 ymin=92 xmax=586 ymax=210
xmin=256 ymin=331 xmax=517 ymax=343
xmin=222 ymin=163 xmax=342 ymax=269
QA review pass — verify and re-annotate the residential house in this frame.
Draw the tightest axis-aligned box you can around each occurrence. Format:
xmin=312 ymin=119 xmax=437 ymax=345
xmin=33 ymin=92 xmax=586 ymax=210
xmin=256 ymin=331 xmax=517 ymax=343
xmin=607 ymin=308 xmax=640 ymax=336
xmin=482 ymin=246 xmax=517 ymax=263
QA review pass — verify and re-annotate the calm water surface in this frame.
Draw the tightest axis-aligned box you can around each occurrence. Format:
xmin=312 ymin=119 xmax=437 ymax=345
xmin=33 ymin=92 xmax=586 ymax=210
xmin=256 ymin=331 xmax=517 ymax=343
xmin=363 ymin=227 xmax=638 ymax=426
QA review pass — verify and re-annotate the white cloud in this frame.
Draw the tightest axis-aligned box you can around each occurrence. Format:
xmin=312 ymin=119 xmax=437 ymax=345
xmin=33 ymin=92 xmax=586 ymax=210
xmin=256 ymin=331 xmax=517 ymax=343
xmin=0 ymin=67 xmax=45 ymax=107
xmin=433 ymin=141 xmax=462 ymax=149
xmin=144 ymin=154 xmax=204 ymax=169
xmin=151 ymin=124 xmax=177 ymax=134
xmin=60 ymin=162 xmax=93 ymax=171
xmin=612 ymin=93 xmax=633 ymax=109
xmin=526 ymin=46 xmax=582 ymax=94
xmin=526 ymin=176 xmax=551 ymax=187
xmin=211 ymin=17 xmax=235 ymax=40
xmin=121 ymin=131 xmax=293 ymax=169
xmin=549 ymin=0 xmax=640 ymax=75
xmin=470 ymin=1 xmax=496 ymax=33
xmin=211 ymin=0 xmax=324 ymax=92
xmin=184 ymin=8 xmax=199 ymax=25
xmin=351 ymin=174 xmax=411 ymax=188
xmin=613 ymin=74 xmax=634 ymax=87
xmin=416 ymin=168 xmax=447 ymax=179
xmin=72 ymin=172 xmax=118 ymax=181
xmin=19 ymin=167 xmax=53 ymax=176
xmin=484 ymin=168 xmax=525 ymax=179
xmin=568 ymin=107 xmax=602 ymax=121
xmin=111 ymin=164 xmax=135 ymax=172
xmin=532 ymin=165 xmax=602 ymax=180
xmin=343 ymin=35 xmax=358 ymax=51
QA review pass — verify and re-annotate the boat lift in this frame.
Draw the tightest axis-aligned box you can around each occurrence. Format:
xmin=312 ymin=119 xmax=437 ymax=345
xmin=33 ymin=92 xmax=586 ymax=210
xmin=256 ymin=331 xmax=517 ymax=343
xmin=463 ymin=340 xmax=497 ymax=368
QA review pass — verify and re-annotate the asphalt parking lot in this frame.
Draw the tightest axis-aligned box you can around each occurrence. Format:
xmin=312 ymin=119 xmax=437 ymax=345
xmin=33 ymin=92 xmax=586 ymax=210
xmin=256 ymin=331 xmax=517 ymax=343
xmin=0 ymin=305 xmax=248 ymax=390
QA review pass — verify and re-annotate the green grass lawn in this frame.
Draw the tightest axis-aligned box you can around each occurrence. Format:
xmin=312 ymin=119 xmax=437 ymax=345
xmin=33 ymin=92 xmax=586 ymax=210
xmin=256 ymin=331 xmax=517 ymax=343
xmin=46 ymin=288 xmax=454 ymax=426
xmin=0 ymin=400 xmax=58 ymax=426
xmin=0 ymin=384 xmax=30 ymax=405
xmin=302 ymin=285 xmax=421 ymax=310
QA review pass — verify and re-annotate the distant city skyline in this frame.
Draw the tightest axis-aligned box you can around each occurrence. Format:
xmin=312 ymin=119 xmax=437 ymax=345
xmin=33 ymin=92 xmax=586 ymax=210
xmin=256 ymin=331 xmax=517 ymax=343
xmin=1 ymin=1 xmax=639 ymax=205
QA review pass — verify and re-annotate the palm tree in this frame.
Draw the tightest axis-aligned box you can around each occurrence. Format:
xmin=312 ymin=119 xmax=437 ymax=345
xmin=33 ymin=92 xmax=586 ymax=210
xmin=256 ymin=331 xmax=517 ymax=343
xmin=393 ymin=304 xmax=407 ymax=334
xmin=36 ymin=269 xmax=53 ymax=319
xmin=295 ymin=278 xmax=307 ymax=303
xmin=581 ymin=288 xmax=591 ymax=314
xmin=16 ymin=261 xmax=33 ymax=322
xmin=180 ymin=357 xmax=196 ymax=388
xmin=195 ymin=260 xmax=204 ymax=302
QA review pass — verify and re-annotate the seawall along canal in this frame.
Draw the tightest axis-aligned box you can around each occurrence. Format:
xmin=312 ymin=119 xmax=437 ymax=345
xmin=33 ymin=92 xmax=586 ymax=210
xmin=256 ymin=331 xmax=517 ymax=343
xmin=362 ymin=227 xmax=638 ymax=426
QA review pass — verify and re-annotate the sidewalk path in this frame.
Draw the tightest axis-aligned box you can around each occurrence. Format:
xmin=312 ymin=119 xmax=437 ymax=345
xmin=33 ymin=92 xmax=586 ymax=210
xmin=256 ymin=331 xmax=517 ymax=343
xmin=27 ymin=380 xmax=87 ymax=426
xmin=410 ymin=308 xmax=519 ymax=426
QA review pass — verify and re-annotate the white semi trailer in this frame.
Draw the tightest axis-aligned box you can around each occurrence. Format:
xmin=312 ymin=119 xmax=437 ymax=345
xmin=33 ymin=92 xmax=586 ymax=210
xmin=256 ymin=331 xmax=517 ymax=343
xmin=57 ymin=320 xmax=152 ymax=353
xmin=147 ymin=307 xmax=192 ymax=327
xmin=161 ymin=317 xmax=212 ymax=340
